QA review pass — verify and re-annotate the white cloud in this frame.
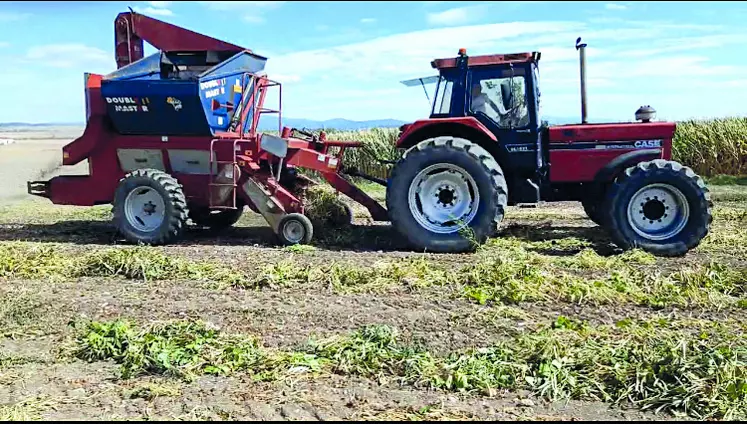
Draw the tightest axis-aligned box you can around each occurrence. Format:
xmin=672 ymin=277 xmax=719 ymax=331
xmin=198 ymin=1 xmax=286 ymax=11
xmin=273 ymin=74 xmax=301 ymax=83
xmin=426 ymin=5 xmax=487 ymax=26
xmin=360 ymin=18 xmax=377 ymax=24
xmin=25 ymin=44 xmax=110 ymax=69
xmin=617 ymin=34 xmax=746 ymax=58
xmin=198 ymin=1 xmax=284 ymax=25
xmin=605 ymin=3 xmax=627 ymax=10
xmin=267 ymin=21 xmax=581 ymax=81
xmin=720 ymin=80 xmax=747 ymax=88
xmin=0 ymin=12 xmax=30 ymax=22
xmin=149 ymin=1 xmax=172 ymax=7
xmin=259 ymin=17 xmax=747 ymax=122
xmin=316 ymin=24 xmax=330 ymax=31
xmin=265 ymin=20 xmax=582 ymax=120
xmin=135 ymin=6 xmax=174 ymax=16
xmin=0 ymin=42 xmax=9 ymax=48
xmin=243 ymin=15 xmax=265 ymax=24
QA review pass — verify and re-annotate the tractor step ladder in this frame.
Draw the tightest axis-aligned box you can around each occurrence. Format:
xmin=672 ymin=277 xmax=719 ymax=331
xmin=208 ymin=138 xmax=240 ymax=209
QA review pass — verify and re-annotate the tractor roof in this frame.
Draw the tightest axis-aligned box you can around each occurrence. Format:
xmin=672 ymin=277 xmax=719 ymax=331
xmin=431 ymin=51 xmax=539 ymax=70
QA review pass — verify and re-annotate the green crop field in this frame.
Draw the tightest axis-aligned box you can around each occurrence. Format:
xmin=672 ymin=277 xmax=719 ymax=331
xmin=0 ymin=119 xmax=746 ymax=420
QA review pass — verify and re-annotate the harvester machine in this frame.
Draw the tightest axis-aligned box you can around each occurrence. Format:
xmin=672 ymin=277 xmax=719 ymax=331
xmin=27 ymin=9 xmax=388 ymax=246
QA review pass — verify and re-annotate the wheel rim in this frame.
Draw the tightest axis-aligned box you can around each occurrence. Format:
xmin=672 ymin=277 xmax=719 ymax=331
xmin=282 ymin=220 xmax=305 ymax=243
xmin=407 ymin=163 xmax=480 ymax=234
xmin=124 ymin=186 xmax=166 ymax=232
xmin=626 ymin=183 xmax=690 ymax=241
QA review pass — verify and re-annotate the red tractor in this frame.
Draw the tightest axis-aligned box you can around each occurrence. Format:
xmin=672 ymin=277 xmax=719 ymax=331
xmin=389 ymin=39 xmax=711 ymax=256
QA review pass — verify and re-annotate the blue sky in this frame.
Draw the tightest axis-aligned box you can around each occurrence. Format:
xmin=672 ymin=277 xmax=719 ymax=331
xmin=0 ymin=1 xmax=746 ymax=124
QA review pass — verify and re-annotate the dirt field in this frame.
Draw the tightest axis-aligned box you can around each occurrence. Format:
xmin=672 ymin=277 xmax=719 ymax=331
xmin=0 ymin=126 xmax=88 ymax=205
xmin=1 ymin=130 xmax=746 ymax=421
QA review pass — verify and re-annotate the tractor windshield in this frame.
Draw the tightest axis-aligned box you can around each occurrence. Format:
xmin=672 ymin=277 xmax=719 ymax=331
xmin=470 ymin=67 xmax=530 ymax=129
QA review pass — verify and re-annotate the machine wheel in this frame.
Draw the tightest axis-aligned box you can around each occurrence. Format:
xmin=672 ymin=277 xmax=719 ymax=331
xmin=112 ymin=168 xmax=189 ymax=245
xmin=582 ymin=197 xmax=605 ymax=226
xmin=386 ymin=136 xmax=508 ymax=253
xmin=277 ymin=213 xmax=314 ymax=246
xmin=328 ymin=201 xmax=354 ymax=227
xmin=342 ymin=202 xmax=354 ymax=226
xmin=189 ymin=205 xmax=244 ymax=230
xmin=601 ymin=159 xmax=712 ymax=256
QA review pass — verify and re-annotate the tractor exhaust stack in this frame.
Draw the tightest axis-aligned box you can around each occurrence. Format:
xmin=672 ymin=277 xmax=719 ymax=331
xmin=575 ymin=37 xmax=588 ymax=124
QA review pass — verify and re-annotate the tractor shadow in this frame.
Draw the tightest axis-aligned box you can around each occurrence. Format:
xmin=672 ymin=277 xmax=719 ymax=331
xmin=0 ymin=220 xmax=278 ymax=247
xmin=0 ymin=218 xmax=619 ymax=255
xmin=0 ymin=221 xmax=120 ymax=245
xmin=0 ymin=220 xmax=410 ymax=251
xmin=496 ymin=221 xmax=621 ymax=256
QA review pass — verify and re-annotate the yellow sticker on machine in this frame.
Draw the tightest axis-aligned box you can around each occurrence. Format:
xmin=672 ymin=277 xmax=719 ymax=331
xmin=233 ymin=84 xmax=242 ymax=93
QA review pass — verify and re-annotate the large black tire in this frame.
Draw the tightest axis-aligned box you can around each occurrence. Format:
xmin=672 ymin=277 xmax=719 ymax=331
xmin=582 ymin=197 xmax=605 ymax=226
xmin=386 ymin=136 xmax=508 ymax=253
xmin=189 ymin=205 xmax=244 ymax=230
xmin=601 ymin=159 xmax=712 ymax=256
xmin=112 ymin=168 xmax=189 ymax=245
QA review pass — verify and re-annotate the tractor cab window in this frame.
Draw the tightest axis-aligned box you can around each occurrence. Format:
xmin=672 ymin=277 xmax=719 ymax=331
xmin=469 ymin=68 xmax=529 ymax=129
xmin=431 ymin=75 xmax=455 ymax=115
xmin=533 ymin=63 xmax=542 ymax=125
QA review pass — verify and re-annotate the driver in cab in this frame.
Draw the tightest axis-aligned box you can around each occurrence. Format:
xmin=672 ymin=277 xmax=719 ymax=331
xmin=471 ymin=83 xmax=505 ymax=122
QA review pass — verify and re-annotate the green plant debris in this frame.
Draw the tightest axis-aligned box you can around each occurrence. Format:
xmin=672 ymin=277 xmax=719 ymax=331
xmin=0 ymin=396 xmax=56 ymax=421
xmin=0 ymin=243 xmax=246 ymax=286
xmin=352 ymin=403 xmax=479 ymax=421
xmin=282 ymin=244 xmax=317 ymax=254
xmin=126 ymin=382 xmax=182 ymax=400
xmin=75 ymin=317 xmax=747 ymax=420
xmin=0 ymin=290 xmax=46 ymax=332
xmin=3 ymin=238 xmax=747 ymax=311
xmin=302 ymin=185 xmax=352 ymax=229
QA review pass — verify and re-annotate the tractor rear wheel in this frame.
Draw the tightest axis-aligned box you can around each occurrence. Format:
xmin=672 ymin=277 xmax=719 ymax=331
xmin=112 ymin=168 xmax=189 ymax=245
xmin=387 ymin=136 xmax=508 ymax=253
xmin=601 ymin=159 xmax=712 ymax=256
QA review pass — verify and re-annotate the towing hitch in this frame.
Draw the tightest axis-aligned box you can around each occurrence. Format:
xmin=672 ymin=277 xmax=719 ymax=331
xmin=27 ymin=181 xmax=51 ymax=199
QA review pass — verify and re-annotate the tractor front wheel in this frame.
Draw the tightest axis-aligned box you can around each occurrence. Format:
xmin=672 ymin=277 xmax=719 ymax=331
xmin=602 ymin=159 xmax=712 ymax=256
xmin=386 ymin=136 xmax=508 ymax=253
xmin=112 ymin=168 xmax=189 ymax=245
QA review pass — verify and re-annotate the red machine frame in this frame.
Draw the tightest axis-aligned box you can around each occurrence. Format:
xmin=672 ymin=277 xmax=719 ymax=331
xmin=28 ymin=10 xmax=389 ymax=225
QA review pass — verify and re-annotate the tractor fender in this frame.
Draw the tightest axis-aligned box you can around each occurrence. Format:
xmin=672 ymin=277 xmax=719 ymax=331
xmin=587 ymin=149 xmax=663 ymax=199
xmin=397 ymin=118 xmax=501 ymax=165
xmin=594 ymin=149 xmax=663 ymax=184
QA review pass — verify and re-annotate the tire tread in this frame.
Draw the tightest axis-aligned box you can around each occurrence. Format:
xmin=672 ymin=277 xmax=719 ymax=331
xmin=387 ymin=136 xmax=508 ymax=252
xmin=602 ymin=159 xmax=712 ymax=256
xmin=112 ymin=168 xmax=189 ymax=245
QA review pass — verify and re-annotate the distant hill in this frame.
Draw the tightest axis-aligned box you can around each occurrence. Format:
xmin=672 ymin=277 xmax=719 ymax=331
xmin=0 ymin=122 xmax=82 ymax=128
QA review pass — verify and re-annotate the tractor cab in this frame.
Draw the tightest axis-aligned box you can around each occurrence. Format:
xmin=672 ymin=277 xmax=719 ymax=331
xmin=400 ymin=49 xmax=545 ymax=204
xmin=429 ymin=49 xmax=541 ymax=130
